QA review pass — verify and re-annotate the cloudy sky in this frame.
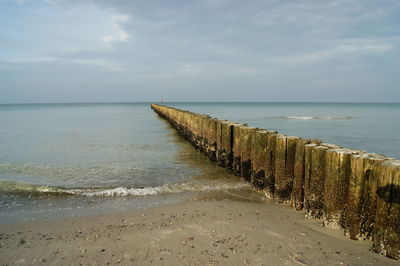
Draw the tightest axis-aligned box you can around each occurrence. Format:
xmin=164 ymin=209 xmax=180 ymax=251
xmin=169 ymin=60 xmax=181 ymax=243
xmin=1 ymin=0 xmax=399 ymax=103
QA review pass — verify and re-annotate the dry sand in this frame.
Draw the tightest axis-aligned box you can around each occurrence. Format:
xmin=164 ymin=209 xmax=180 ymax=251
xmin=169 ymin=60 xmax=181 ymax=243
xmin=0 ymin=198 xmax=398 ymax=266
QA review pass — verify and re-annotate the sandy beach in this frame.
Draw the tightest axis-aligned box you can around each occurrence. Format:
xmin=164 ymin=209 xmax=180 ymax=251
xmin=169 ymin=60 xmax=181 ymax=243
xmin=1 ymin=197 xmax=397 ymax=266
xmin=2 ymin=0 xmax=400 ymax=263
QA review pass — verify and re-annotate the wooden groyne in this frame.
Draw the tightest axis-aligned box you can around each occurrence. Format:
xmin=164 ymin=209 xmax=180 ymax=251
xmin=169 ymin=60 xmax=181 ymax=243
xmin=151 ymin=103 xmax=400 ymax=259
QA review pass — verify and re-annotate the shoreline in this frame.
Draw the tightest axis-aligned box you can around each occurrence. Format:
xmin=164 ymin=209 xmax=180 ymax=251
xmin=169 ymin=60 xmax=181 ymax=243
xmin=1 ymin=198 xmax=397 ymax=265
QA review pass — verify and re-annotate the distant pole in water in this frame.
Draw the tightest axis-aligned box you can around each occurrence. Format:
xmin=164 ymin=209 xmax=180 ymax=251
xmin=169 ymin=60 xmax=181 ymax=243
xmin=160 ymin=99 xmax=164 ymax=103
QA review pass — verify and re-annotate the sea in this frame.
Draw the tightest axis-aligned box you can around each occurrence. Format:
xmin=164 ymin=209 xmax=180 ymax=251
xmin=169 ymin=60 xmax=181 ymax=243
xmin=0 ymin=102 xmax=399 ymax=223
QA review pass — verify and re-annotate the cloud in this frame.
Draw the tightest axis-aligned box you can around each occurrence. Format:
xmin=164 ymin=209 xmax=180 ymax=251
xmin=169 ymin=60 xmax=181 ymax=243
xmin=1 ymin=3 xmax=130 ymax=72
xmin=277 ymin=40 xmax=392 ymax=64
xmin=1 ymin=0 xmax=400 ymax=102
xmin=121 ymin=63 xmax=268 ymax=81
xmin=101 ymin=14 xmax=130 ymax=47
xmin=174 ymin=63 xmax=270 ymax=79
xmin=178 ymin=64 xmax=204 ymax=75
xmin=73 ymin=58 xmax=124 ymax=71
xmin=2 ymin=56 xmax=124 ymax=72
xmin=3 ymin=57 xmax=57 ymax=63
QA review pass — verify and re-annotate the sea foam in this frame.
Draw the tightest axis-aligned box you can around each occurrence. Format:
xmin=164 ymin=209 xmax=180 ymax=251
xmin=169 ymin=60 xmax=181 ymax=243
xmin=281 ymin=116 xmax=352 ymax=120
xmin=0 ymin=180 xmax=251 ymax=197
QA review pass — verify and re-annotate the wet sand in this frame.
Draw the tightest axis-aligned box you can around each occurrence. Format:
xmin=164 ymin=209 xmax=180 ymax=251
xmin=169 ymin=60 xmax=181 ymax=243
xmin=0 ymin=198 xmax=397 ymax=266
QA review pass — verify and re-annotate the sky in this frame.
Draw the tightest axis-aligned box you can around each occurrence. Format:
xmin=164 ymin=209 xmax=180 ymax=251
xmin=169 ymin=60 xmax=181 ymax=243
xmin=0 ymin=0 xmax=400 ymax=103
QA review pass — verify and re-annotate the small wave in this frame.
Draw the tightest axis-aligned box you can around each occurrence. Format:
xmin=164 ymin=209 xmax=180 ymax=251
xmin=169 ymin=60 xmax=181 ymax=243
xmin=67 ymin=182 xmax=251 ymax=197
xmin=0 ymin=180 xmax=251 ymax=198
xmin=281 ymin=116 xmax=352 ymax=120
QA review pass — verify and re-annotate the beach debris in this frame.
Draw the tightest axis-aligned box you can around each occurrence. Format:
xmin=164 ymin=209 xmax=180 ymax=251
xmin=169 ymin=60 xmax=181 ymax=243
xmin=18 ymin=238 xmax=26 ymax=246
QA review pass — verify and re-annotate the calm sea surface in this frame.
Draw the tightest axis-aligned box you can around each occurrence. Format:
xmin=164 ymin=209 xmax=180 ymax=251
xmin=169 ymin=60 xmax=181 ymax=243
xmin=0 ymin=102 xmax=399 ymax=223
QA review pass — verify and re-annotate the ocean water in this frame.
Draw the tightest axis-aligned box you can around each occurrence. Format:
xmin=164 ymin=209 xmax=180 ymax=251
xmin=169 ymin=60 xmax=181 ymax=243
xmin=0 ymin=103 xmax=251 ymax=223
xmin=0 ymin=102 xmax=399 ymax=223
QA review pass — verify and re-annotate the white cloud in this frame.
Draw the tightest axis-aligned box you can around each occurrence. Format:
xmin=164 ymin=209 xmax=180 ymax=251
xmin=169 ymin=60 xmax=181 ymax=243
xmin=2 ymin=56 xmax=124 ymax=72
xmin=121 ymin=63 xmax=268 ymax=81
xmin=336 ymin=44 xmax=391 ymax=53
xmin=73 ymin=58 xmax=124 ymax=72
xmin=101 ymin=14 xmax=130 ymax=47
xmin=178 ymin=64 xmax=204 ymax=75
xmin=174 ymin=63 xmax=269 ymax=79
xmin=3 ymin=57 xmax=57 ymax=63
xmin=1 ymin=3 xmax=130 ymax=72
xmin=277 ymin=40 xmax=392 ymax=64
xmin=136 ymin=74 xmax=172 ymax=79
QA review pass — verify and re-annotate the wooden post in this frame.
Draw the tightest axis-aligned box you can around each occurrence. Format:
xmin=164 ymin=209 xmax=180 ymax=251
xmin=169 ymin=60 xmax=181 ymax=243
xmin=216 ymin=121 xmax=237 ymax=171
xmin=274 ymin=136 xmax=300 ymax=200
xmin=199 ymin=115 xmax=209 ymax=153
xmin=206 ymin=118 xmax=218 ymax=161
xmin=291 ymin=139 xmax=321 ymax=211
xmin=358 ymin=155 xmax=388 ymax=238
xmin=216 ymin=120 xmax=228 ymax=167
xmin=239 ymin=127 xmax=257 ymax=182
xmin=187 ymin=112 xmax=195 ymax=144
xmin=251 ymin=130 xmax=269 ymax=189
xmin=305 ymin=145 xmax=328 ymax=218
xmin=232 ymin=124 xmax=244 ymax=176
xmin=345 ymin=154 xmax=387 ymax=240
xmin=264 ymin=132 xmax=279 ymax=193
xmin=323 ymin=148 xmax=354 ymax=228
xmin=224 ymin=122 xmax=237 ymax=172
xmin=192 ymin=115 xmax=200 ymax=149
xmin=373 ymin=160 xmax=400 ymax=259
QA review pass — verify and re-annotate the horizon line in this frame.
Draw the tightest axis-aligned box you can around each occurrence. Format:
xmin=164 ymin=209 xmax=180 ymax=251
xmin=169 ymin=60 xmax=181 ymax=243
xmin=0 ymin=100 xmax=400 ymax=105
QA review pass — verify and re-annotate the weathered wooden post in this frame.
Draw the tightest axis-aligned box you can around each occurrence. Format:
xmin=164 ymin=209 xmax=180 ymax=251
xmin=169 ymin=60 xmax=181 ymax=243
xmin=358 ymin=155 xmax=388 ymax=238
xmin=216 ymin=120 xmax=227 ymax=167
xmin=199 ymin=115 xmax=209 ymax=153
xmin=345 ymin=154 xmax=387 ymax=239
xmin=291 ymin=139 xmax=321 ymax=210
xmin=193 ymin=115 xmax=203 ymax=150
xmin=205 ymin=118 xmax=218 ymax=161
xmin=264 ymin=132 xmax=280 ymax=194
xmin=251 ymin=130 xmax=269 ymax=189
xmin=232 ymin=124 xmax=244 ymax=176
xmin=177 ymin=111 xmax=183 ymax=133
xmin=240 ymin=127 xmax=257 ymax=182
xmin=183 ymin=111 xmax=192 ymax=140
xmin=323 ymin=148 xmax=354 ymax=228
xmin=373 ymin=160 xmax=400 ymax=259
xmin=304 ymin=145 xmax=329 ymax=218
xmin=292 ymin=139 xmax=308 ymax=210
xmin=274 ymin=136 xmax=300 ymax=200
xmin=187 ymin=112 xmax=195 ymax=144
xmin=216 ymin=121 xmax=237 ymax=171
